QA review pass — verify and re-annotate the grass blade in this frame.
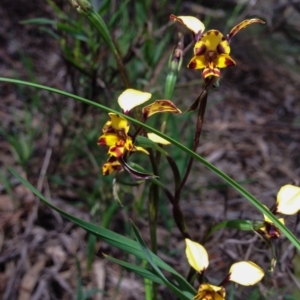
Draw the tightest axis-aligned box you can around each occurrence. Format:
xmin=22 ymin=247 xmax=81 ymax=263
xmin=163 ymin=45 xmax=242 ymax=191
xmin=2 ymin=77 xmax=299 ymax=250
xmin=7 ymin=165 xmax=194 ymax=293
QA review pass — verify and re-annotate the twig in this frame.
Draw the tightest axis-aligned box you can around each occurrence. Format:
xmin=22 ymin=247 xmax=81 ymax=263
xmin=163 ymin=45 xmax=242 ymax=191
xmin=25 ymin=129 xmax=55 ymax=236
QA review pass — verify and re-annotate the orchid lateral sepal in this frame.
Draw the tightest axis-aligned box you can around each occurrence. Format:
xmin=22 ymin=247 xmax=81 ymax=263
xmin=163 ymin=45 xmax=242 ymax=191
xmin=170 ymin=14 xmax=205 ymax=41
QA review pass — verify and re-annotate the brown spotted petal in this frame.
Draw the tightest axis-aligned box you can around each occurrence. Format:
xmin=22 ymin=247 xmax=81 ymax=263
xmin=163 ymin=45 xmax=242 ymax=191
xmin=170 ymin=14 xmax=205 ymax=41
xmin=227 ymin=18 xmax=265 ymax=42
xmin=142 ymin=100 xmax=182 ymax=120
xmin=102 ymin=156 xmax=122 ymax=176
xmin=202 ymin=64 xmax=221 ymax=79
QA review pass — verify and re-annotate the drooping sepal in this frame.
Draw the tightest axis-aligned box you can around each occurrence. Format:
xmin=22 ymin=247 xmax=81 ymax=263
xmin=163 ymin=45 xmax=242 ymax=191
xmin=170 ymin=15 xmax=205 ymax=41
xmin=142 ymin=100 xmax=182 ymax=120
xmin=119 ymin=157 xmax=157 ymax=180
xmin=227 ymin=18 xmax=265 ymax=42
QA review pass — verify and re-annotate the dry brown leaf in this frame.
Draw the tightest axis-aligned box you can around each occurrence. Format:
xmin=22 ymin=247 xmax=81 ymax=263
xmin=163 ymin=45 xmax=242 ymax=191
xmin=0 ymin=195 xmax=14 ymax=212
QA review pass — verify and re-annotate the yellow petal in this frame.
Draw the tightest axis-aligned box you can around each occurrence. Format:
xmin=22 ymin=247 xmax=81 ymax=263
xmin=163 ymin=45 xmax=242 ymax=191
xmin=227 ymin=18 xmax=265 ymax=41
xmin=276 ymin=184 xmax=300 ymax=215
xmin=263 ymin=215 xmax=285 ymax=226
xmin=124 ymin=137 xmax=133 ymax=152
xmin=108 ymin=145 xmax=125 ymax=158
xmin=109 ymin=113 xmax=130 ymax=134
xmin=215 ymin=53 xmax=236 ymax=68
xmin=134 ymin=146 xmax=149 ymax=155
xmin=98 ymin=133 xmax=120 ymax=147
xmin=260 ymin=204 xmax=284 ymax=239
xmin=195 ymin=283 xmax=225 ymax=300
xmin=102 ymin=163 xmax=115 ymax=175
xmin=187 ymin=55 xmax=206 ymax=70
xmin=142 ymin=100 xmax=182 ymax=120
xmin=185 ymin=239 xmax=209 ymax=273
xmin=147 ymin=133 xmax=170 ymax=145
xmin=262 ymin=204 xmax=272 ymax=223
xmin=118 ymin=89 xmax=152 ymax=113
xmin=102 ymin=120 xmax=112 ymax=133
xmin=170 ymin=15 xmax=205 ymax=37
xmin=201 ymin=30 xmax=226 ymax=52
xmin=202 ymin=64 xmax=221 ymax=78
xmin=102 ymin=158 xmax=122 ymax=175
xmin=229 ymin=261 xmax=264 ymax=286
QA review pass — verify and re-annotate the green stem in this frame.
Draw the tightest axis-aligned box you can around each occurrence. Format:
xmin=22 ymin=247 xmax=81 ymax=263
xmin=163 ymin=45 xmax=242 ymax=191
xmin=174 ymin=93 xmax=208 ymax=204
xmin=174 ymin=77 xmax=217 ymax=204
xmin=166 ymin=155 xmax=181 ymax=193
xmin=88 ymin=18 xmax=130 ymax=88
xmin=172 ymin=203 xmax=191 ymax=239
xmin=143 ymin=260 xmax=153 ymax=300
xmin=148 ymin=149 xmax=159 ymax=300
xmin=148 ymin=150 xmax=159 ymax=254
xmin=75 ymin=0 xmax=130 ymax=88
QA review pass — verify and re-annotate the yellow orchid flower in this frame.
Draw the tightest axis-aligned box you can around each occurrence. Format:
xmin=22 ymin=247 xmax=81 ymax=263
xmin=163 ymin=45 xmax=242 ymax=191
xmin=276 ymin=184 xmax=300 ymax=215
xmin=98 ymin=89 xmax=181 ymax=176
xmin=255 ymin=205 xmax=284 ymax=239
xmin=171 ymin=15 xmax=265 ymax=79
xmin=98 ymin=113 xmax=133 ymax=158
xmin=185 ymin=239 xmax=264 ymax=299
xmin=98 ymin=113 xmax=150 ymax=176
xmin=259 ymin=213 xmax=284 ymax=239
xmin=188 ymin=30 xmax=236 ymax=78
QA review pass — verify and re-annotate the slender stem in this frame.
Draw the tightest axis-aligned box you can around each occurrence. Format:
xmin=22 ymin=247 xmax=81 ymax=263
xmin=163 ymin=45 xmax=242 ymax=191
xmin=112 ymin=49 xmax=130 ymax=88
xmin=170 ymin=78 xmax=216 ymax=244
xmin=172 ymin=203 xmax=191 ymax=239
xmin=174 ymin=77 xmax=216 ymax=204
xmin=148 ymin=149 xmax=159 ymax=253
xmin=76 ymin=0 xmax=131 ymax=89
xmin=143 ymin=260 xmax=153 ymax=300
xmin=131 ymin=125 xmax=143 ymax=143
xmin=166 ymin=89 xmax=209 ymax=241
xmin=218 ymin=273 xmax=231 ymax=287
xmin=166 ymin=155 xmax=181 ymax=192
xmin=148 ymin=184 xmax=158 ymax=254
xmin=148 ymin=149 xmax=159 ymax=300
xmin=174 ymin=93 xmax=208 ymax=203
